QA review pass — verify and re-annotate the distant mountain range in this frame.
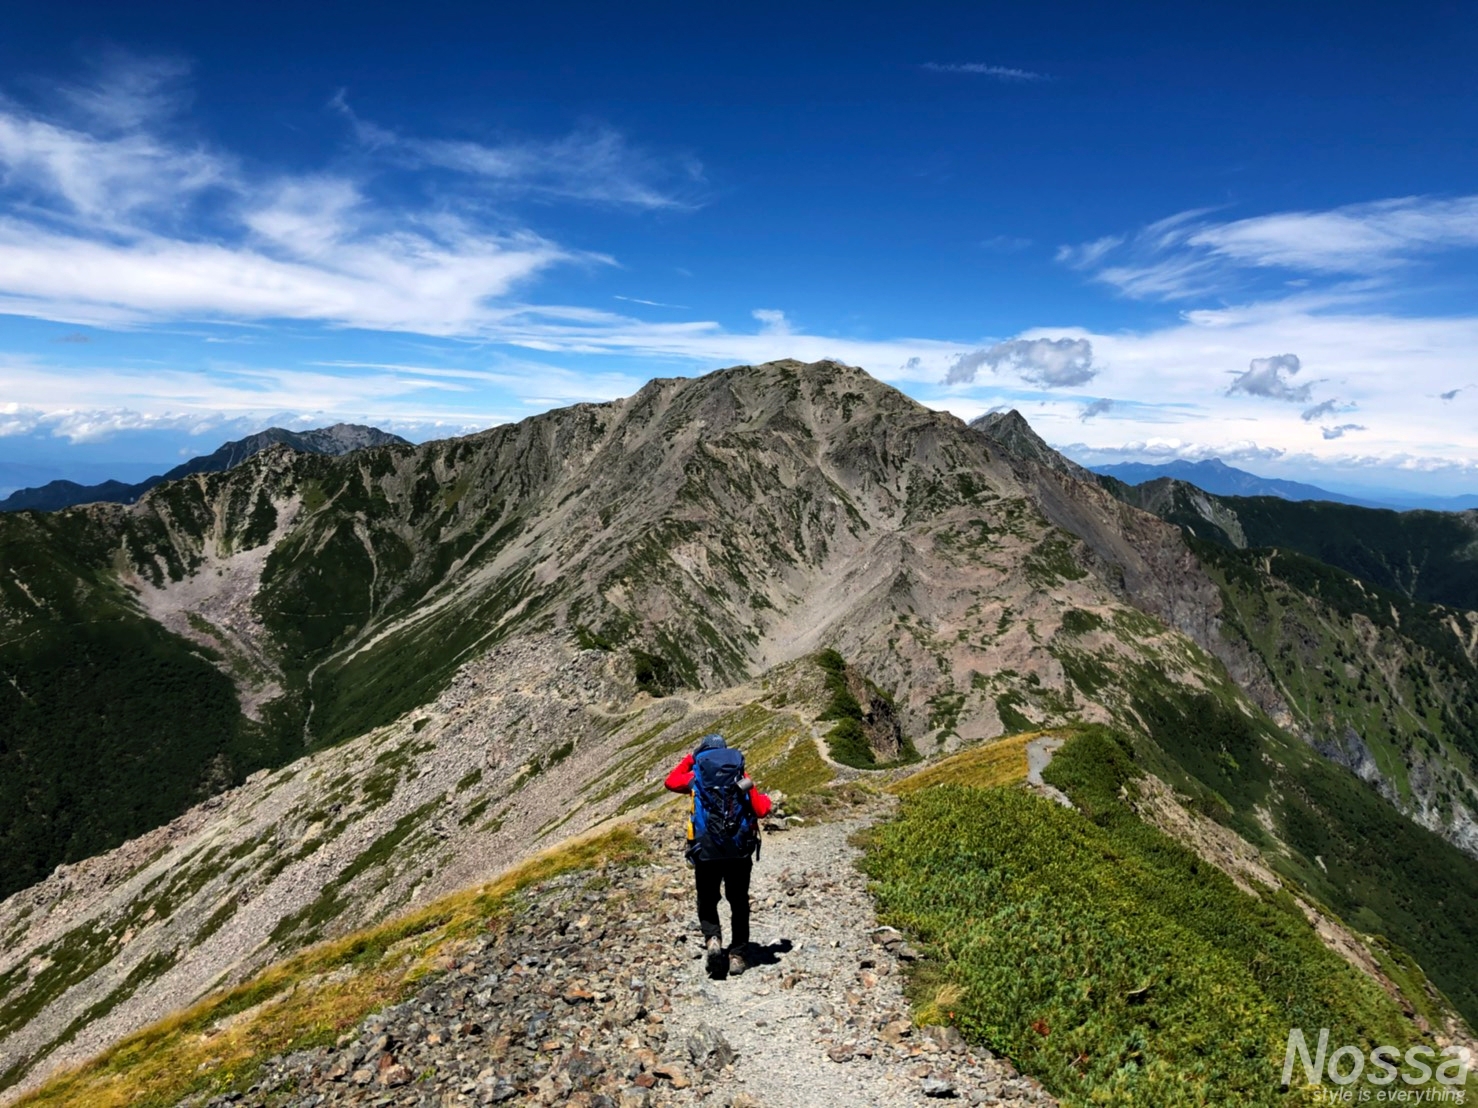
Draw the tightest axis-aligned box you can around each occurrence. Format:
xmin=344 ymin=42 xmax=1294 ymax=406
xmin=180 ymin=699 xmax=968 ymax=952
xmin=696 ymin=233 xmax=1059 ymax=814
xmin=1089 ymin=457 xmax=1478 ymax=512
xmin=0 ymin=424 xmax=410 ymax=513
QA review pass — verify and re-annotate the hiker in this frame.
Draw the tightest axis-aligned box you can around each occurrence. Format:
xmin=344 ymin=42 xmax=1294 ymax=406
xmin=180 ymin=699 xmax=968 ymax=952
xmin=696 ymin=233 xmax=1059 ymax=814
xmin=664 ymin=733 xmax=772 ymax=978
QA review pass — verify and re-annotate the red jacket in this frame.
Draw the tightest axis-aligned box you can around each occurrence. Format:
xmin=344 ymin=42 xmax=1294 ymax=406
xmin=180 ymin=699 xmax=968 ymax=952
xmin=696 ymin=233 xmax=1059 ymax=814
xmin=664 ymin=752 xmax=773 ymax=819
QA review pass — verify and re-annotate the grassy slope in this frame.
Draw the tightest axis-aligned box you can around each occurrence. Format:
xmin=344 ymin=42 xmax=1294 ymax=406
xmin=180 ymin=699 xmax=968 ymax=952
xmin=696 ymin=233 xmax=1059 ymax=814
xmin=1121 ymin=679 xmax=1478 ymax=1030
xmin=888 ymin=731 xmax=1038 ymax=794
xmin=1046 ymin=529 xmax=1478 ymax=1030
xmin=864 ymin=730 xmax=1464 ymax=1107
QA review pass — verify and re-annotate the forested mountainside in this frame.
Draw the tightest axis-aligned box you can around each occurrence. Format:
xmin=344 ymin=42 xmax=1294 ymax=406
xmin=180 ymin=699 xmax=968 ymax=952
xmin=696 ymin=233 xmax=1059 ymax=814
xmin=1091 ymin=457 xmax=1373 ymax=505
xmin=1110 ymin=476 xmax=1478 ymax=611
xmin=1099 ymin=472 xmax=1478 ymax=852
xmin=1 ymin=361 xmax=1475 ymax=1102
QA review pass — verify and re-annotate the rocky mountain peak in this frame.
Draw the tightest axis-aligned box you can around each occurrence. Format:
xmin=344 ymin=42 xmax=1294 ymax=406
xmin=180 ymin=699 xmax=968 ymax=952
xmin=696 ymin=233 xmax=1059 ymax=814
xmin=968 ymin=409 xmax=1091 ymax=482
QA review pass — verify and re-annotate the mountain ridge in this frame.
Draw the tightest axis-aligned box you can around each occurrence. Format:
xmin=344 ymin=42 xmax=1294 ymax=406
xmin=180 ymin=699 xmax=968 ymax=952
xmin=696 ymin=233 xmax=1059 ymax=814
xmin=1091 ymin=456 xmax=1478 ymax=512
xmin=2 ymin=362 xmax=1477 ymax=1100
xmin=0 ymin=424 xmax=410 ymax=513
xmin=1091 ymin=457 xmax=1379 ymax=506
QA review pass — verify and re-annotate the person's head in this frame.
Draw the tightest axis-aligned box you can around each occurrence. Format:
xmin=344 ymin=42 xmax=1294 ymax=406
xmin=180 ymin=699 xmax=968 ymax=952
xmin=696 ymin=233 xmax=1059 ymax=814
xmin=695 ymin=732 xmax=727 ymax=756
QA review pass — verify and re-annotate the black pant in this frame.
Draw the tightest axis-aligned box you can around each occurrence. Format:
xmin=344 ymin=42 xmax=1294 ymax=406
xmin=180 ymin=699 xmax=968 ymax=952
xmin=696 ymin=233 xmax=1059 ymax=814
xmin=694 ymin=858 xmax=752 ymax=951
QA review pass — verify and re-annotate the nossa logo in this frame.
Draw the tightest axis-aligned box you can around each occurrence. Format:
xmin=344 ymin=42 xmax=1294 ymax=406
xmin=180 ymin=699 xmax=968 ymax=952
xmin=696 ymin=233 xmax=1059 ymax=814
xmin=1281 ymin=1028 xmax=1470 ymax=1098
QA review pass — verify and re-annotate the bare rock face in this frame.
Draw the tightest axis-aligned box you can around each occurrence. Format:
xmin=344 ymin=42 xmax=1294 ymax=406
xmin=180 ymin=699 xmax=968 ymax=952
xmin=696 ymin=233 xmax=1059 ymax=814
xmin=845 ymin=667 xmax=907 ymax=764
xmin=969 ymin=410 xmax=1093 ymax=483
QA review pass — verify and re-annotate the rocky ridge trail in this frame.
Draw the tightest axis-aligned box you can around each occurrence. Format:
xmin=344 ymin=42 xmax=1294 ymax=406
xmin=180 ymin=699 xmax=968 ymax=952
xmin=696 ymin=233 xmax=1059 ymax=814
xmin=182 ymin=802 xmax=1054 ymax=1108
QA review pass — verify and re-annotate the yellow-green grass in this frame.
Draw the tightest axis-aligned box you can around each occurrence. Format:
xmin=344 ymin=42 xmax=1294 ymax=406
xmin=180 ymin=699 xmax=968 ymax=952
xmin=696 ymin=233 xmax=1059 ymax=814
xmin=888 ymin=730 xmax=1053 ymax=795
xmin=752 ymin=733 xmax=834 ymax=799
xmin=18 ymin=825 xmax=647 ymax=1108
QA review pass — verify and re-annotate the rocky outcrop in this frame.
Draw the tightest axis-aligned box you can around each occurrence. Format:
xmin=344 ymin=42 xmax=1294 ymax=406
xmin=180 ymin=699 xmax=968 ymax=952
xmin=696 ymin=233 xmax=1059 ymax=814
xmin=968 ymin=411 xmax=1093 ymax=483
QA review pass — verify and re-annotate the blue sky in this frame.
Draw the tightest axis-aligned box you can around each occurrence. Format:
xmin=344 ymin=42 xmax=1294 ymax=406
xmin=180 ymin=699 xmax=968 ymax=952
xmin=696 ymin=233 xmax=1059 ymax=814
xmin=2 ymin=1 xmax=1477 ymax=494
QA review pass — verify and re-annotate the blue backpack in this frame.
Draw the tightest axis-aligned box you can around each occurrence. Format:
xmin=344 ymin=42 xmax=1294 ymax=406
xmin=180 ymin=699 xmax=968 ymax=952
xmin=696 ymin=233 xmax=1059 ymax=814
xmin=688 ymin=746 xmax=761 ymax=863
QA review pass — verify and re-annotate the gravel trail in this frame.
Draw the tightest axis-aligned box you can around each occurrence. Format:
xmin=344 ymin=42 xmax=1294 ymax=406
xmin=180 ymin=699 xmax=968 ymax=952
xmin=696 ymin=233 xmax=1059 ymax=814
xmin=1024 ymin=737 xmax=1072 ymax=808
xmin=177 ymin=800 xmax=1056 ymax=1107
xmin=662 ymin=800 xmax=1055 ymax=1107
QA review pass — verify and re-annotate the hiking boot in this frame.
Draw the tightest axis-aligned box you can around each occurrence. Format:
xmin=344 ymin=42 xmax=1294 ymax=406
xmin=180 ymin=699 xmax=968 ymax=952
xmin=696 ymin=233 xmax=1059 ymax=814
xmin=705 ymin=936 xmax=728 ymax=979
xmin=727 ymin=951 xmax=748 ymax=977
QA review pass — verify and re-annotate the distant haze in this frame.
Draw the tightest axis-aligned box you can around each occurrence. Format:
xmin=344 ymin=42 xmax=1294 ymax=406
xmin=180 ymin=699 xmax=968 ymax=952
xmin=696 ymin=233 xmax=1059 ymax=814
xmin=1088 ymin=457 xmax=1478 ymax=512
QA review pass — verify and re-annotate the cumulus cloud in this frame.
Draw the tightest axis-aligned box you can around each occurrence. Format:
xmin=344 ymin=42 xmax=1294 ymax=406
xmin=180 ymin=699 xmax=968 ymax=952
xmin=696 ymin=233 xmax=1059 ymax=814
xmin=1321 ymin=423 xmax=1366 ymax=440
xmin=946 ymin=337 xmax=1096 ymax=387
xmin=1080 ymin=398 xmax=1114 ymax=421
xmin=921 ymin=62 xmax=1051 ymax=82
xmin=1063 ymin=438 xmax=1287 ymax=464
xmin=1227 ymin=354 xmax=1315 ymax=402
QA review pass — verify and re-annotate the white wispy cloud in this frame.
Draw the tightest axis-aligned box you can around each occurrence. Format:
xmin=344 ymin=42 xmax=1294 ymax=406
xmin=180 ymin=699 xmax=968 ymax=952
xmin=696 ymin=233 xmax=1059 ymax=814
xmin=922 ymin=62 xmax=1052 ymax=82
xmin=614 ymin=295 xmax=689 ymax=309
xmin=1059 ymin=195 xmax=1478 ymax=300
xmin=752 ymin=309 xmax=792 ymax=335
xmin=0 ymin=56 xmax=703 ymax=335
xmin=57 ymin=52 xmax=196 ymax=132
xmin=308 ymin=358 xmax=646 ymax=407
xmin=332 ymin=93 xmax=705 ymax=211
xmin=0 ymin=352 xmax=522 ymax=442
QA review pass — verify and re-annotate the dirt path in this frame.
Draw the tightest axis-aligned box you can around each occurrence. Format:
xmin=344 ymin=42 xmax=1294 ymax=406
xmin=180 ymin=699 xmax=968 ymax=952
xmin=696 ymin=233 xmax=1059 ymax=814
xmin=662 ymin=802 xmax=1054 ymax=1106
xmin=1025 ymin=736 xmax=1072 ymax=808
